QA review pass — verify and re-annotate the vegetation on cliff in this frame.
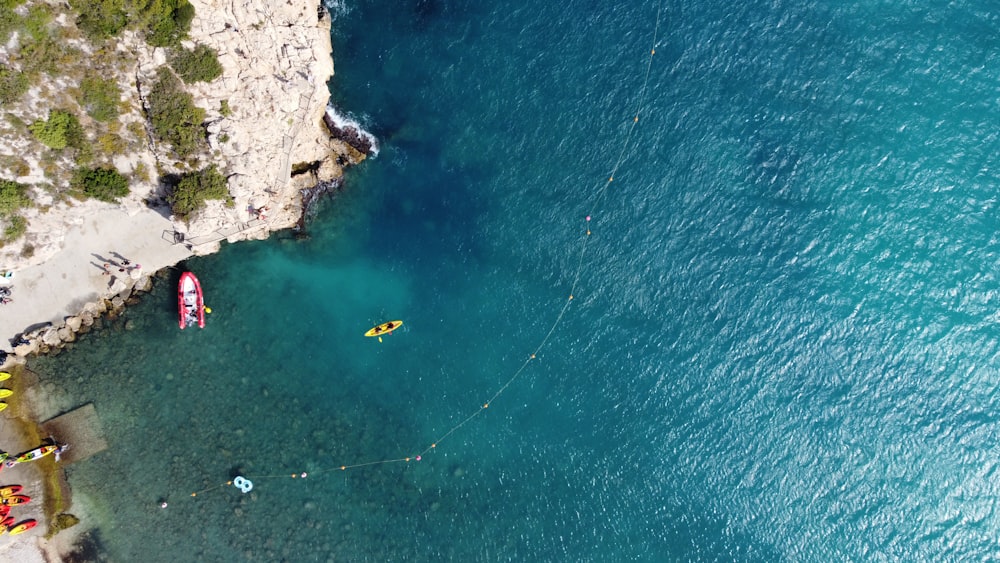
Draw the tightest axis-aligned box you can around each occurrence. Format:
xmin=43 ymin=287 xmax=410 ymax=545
xmin=148 ymin=67 xmax=207 ymax=159
xmin=168 ymin=164 xmax=230 ymax=218
xmin=71 ymin=167 xmax=131 ymax=203
xmin=0 ymin=0 xmax=233 ymax=251
xmin=11 ymin=3 xmax=81 ymax=77
xmin=0 ymin=64 xmax=28 ymax=106
xmin=0 ymin=179 xmax=30 ymax=216
xmin=71 ymin=0 xmax=194 ymax=47
xmin=28 ymin=110 xmax=84 ymax=151
xmin=170 ymin=43 xmax=223 ymax=84
xmin=77 ymin=74 xmax=123 ymax=123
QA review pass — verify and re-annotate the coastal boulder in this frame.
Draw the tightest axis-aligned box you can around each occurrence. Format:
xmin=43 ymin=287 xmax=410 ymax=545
xmin=13 ymin=341 xmax=37 ymax=357
xmin=41 ymin=327 xmax=62 ymax=347
xmin=57 ymin=326 xmax=75 ymax=343
xmin=134 ymin=275 xmax=153 ymax=292
xmin=109 ymin=278 xmax=128 ymax=296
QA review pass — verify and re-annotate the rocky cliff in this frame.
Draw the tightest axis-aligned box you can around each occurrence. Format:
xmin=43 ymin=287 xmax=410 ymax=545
xmin=0 ymin=0 xmax=367 ymax=269
xmin=168 ymin=0 xmax=367 ymax=249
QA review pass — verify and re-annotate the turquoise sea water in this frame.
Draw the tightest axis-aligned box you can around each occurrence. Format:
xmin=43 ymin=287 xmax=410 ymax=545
xmin=29 ymin=0 xmax=1000 ymax=560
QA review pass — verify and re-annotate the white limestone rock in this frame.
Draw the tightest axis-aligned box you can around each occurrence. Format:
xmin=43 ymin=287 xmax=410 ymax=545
xmin=0 ymin=0 xmax=352 ymax=270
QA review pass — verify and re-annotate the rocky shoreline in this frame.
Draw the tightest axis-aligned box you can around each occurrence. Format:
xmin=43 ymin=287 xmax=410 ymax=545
xmin=8 ymin=103 xmax=374 ymax=359
xmin=0 ymin=1 xmax=374 ymax=557
xmin=0 ymin=0 xmax=374 ymax=358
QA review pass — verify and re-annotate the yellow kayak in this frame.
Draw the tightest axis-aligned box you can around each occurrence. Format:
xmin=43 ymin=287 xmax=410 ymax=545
xmin=365 ymin=320 xmax=403 ymax=337
xmin=0 ymin=485 xmax=21 ymax=498
xmin=0 ymin=389 xmax=11 ymax=399
xmin=7 ymin=519 xmax=36 ymax=535
xmin=15 ymin=445 xmax=58 ymax=463
xmin=0 ymin=372 xmax=9 ymax=382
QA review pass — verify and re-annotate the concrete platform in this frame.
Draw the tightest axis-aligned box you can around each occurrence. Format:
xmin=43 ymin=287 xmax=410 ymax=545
xmin=41 ymin=403 xmax=108 ymax=466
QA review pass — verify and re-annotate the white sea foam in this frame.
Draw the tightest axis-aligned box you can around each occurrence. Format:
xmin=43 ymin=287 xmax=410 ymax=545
xmin=325 ymin=104 xmax=379 ymax=157
xmin=322 ymin=0 xmax=350 ymax=20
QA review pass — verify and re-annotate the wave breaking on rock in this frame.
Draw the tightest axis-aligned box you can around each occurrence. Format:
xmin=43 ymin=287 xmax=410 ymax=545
xmin=324 ymin=105 xmax=380 ymax=158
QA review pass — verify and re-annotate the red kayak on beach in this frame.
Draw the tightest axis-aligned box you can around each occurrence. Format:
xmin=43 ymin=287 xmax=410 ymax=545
xmin=0 ymin=485 xmax=21 ymax=498
xmin=1 ymin=495 xmax=29 ymax=506
xmin=178 ymin=272 xmax=205 ymax=329
xmin=7 ymin=518 xmax=36 ymax=535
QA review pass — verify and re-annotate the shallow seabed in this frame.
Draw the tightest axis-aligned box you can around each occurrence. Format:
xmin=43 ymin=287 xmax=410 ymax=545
xmin=31 ymin=0 xmax=1000 ymax=560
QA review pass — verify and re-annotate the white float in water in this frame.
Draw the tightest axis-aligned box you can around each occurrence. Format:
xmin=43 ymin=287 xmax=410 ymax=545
xmin=233 ymin=476 xmax=253 ymax=494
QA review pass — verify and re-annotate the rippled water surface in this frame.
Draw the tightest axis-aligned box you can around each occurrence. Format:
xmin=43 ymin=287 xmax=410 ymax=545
xmin=30 ymin=1 xmax=1000 ymax=560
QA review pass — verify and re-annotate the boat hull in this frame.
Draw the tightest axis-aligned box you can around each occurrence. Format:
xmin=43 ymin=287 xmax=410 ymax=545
xmin=178 ymin=272 xmax=205 ymax=329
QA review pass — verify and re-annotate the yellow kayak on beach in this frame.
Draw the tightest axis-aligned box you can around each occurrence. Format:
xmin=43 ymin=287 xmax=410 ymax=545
xmin=7 ymin=518 xmax=36 ymax=535
xmin=0 ymin=389 xmax=11 ymax=399
xmin=15 ymin=445 xmax=58 ymax=463
xmin=365 ymin=320 xmax=403 ymax=337
xmin=0 ymin=485 xmax=21 ymax=498
xmin=0 ymin=373 xmax=9 ymax=382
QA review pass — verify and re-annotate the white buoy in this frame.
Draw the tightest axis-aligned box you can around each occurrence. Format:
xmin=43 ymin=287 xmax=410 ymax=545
xmin=233 ymin=476 xmax=253 ymax=493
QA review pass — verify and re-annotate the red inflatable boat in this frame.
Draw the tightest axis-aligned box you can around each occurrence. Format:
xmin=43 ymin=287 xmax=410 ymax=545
xmin=178 ymin=272 xmax=205 ymax=329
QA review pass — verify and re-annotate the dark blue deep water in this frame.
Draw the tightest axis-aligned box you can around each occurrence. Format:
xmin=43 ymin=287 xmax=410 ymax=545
xmin=30 ymin=0 xmax=1000 ymax=560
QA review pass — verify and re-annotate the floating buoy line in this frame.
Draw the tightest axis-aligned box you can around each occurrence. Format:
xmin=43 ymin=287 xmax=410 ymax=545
xmin=186 ymin=3 xmax=664 ymax=502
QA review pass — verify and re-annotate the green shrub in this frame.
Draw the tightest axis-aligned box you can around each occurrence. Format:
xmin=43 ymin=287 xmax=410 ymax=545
xmin=72 ymin=166 xmax=130 ymax=202
xmin=70 ymin=0 xmax=128 ymax=40
xmin=0 ymin=179 xmax=30 ymax=216
xmin=16 ymin=9 xmax=69 ymax=76
xmin=3 ymin=214 xmax=25 ymax=241
xmin=0 ymin=65 xmax=28 ymax=106
xmin=169 ymin=44 xmax=223 ymax=83
xmin=23 ymin=3 xmax=52 ymax=40
xmin=0 ymin=6 xmax=19 ymax=45
xmin=29 ymin=110 xmax=82 ymax=150
xmin=18 ymin=29 xmax=74 ymax=76
xmin=65 ymin=115 xmax=86 ymax=149
xmin=72 ymin=0 xmax=192 ymax=45
xmin=147 ymin=67 xmax=206 ymax=158
xmin=168 ymin=164 xmax=228 ymax=217
xmin=219 ymin=99 xmax=231 ymax=117
xmin=97 ymin=133 xmax=126 ymax=156
xmin=141 ymin=0 xmax=194 ymax=47
xmin=78 ymin=74 xmax=122 ymax=122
